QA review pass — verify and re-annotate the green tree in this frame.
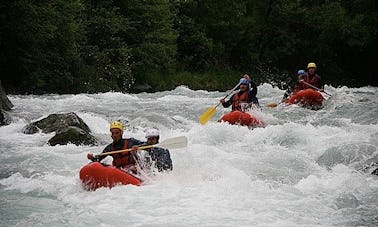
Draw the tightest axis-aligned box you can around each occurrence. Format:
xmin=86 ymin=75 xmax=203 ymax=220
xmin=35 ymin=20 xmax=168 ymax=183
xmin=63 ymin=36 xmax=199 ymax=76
xmin=0 ymin=0 xmax=83 ymax=93
xmin=79 ymin=0 xmax=133 ymax=92
xmin=118 ymin=0 xmax=177 ymax=86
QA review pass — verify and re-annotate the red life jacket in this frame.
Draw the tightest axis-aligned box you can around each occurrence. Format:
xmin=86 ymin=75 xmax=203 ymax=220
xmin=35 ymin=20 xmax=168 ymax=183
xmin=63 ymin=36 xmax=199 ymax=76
xmin=232 ymin=91 xmax=249 ymax=111
xmin=111 ymin=139 xmax=136 ymax=168
xmin=303 ymin=73 xmax=321 ymax=89
xmin=293 ymin=83 xmax=304 ymax=94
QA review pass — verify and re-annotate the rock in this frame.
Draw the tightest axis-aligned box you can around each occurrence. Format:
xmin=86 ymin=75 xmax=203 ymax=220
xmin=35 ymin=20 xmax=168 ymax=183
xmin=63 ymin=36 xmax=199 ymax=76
xmin=23 ymin=112 xmax=98 ymax=146
xmin=0 ymin=110 xmax=12 ymax=126
xmin=0 ymin=80 xmax=13 ymax=126
xmin=48 ymin=126 xmax=98 ymax=146
xmin=372 ymin=168 xmax=378 ymax=175
xmin=132 ymin=84 xmax=153 ymax=93
xmin=23 ymin=112 xmax=90 ymax=134
xmin=0 ymin=80 xmax=13 ymax=111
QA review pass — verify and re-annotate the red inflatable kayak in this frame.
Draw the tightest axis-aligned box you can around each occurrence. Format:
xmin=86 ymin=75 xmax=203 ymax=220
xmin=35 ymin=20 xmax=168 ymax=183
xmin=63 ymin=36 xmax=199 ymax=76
xmin=285 ymin=89 xmax=324 ymax=108
xmin=218 ymin=110 xmax=265 ymax=128
xmin=79 ymin=162 xmax=141 ymax=190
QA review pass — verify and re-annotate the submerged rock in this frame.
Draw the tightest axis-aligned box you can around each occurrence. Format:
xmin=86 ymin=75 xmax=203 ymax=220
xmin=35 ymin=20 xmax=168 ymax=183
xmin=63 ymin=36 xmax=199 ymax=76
xmin=23 ymin=112 xmax=98 ymax=146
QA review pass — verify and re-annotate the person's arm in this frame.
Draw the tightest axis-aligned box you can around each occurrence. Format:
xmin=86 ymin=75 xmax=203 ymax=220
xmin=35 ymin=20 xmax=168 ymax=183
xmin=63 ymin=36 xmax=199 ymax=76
xmin=249 ymin=81 xmax=258 ymax=97
xmin=87 ymin=144 xmax=111 ymax=162
xmin=220 ymin=94 xmax=233 ymax=108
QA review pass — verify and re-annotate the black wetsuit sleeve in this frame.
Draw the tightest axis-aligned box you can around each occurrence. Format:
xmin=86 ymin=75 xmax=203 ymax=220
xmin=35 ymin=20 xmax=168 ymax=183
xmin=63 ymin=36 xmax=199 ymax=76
xmin=221 ymin=94 xmax=233 ymax=108
xmin=250 ymin=81 xmax=257 ymax=97
xmin=128 ymin=137 xmax=145 ymax=146
xmin=282 ymin=79 xmax=296 ymax=100
xmin=93 ymin=144 xmax=112 ymax=162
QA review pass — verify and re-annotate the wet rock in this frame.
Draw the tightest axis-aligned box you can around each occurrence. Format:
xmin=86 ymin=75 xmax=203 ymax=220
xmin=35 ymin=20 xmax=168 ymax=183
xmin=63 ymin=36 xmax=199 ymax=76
xmin=23 ymin=112 xmax=98 ymax=146
xmin=0 ymin=80 xmax=13 ymax=111
xmin=48 ymin=126 xmax=98 ymax=146
xmin=23 ymin=112 xmax=90 ymax=134
xmin=0 ymin=110 xmax=12 ymax=126
xmin=0 ymin=80 xmax=13 ymax=126
xmin=133 ymin=84 xmax=153 ymax=93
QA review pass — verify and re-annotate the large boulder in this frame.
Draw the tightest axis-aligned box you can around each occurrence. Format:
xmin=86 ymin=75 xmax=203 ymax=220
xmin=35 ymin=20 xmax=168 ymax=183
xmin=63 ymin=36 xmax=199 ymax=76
xmin=48 ymin=126 xmax=97 ymax=146
xmin=23 ymin=112 xmax=98 ymax=146
xmin=0 ymin=80 xmax=13 ymax=126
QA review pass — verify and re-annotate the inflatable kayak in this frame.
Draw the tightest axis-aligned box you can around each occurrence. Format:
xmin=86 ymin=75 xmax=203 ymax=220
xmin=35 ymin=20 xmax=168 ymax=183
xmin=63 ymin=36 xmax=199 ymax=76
xmin=285 ymin=89 xmax=324 ymax=109
xmin=218 ymin=110 xmax=265 ymax=128
xmin=79 ymin=162 xmax=141 ymax=190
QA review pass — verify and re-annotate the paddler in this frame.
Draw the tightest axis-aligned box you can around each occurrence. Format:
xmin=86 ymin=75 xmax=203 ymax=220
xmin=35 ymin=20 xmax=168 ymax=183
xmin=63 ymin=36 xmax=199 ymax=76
xmin=220 ymin=78 xmax=256 ymax=112
xmin=282 ymin=69 xmax=306 ymax=102
xmin=302 ymin=62 xmax=324 ymax=91
xmin=141 ymin=128 xmax=173 ymax=172
xmin=87 ymin=121 xmax=144 ymax=172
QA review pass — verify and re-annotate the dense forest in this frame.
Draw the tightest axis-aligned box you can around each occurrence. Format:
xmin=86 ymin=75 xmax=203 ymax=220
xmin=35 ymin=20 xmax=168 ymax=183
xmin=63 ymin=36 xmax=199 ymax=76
xmin=0 ymin=0 xmax=377 ymax=94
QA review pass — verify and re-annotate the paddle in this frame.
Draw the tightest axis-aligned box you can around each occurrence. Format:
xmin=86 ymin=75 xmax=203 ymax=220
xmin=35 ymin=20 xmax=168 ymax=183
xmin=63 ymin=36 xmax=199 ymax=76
xmin=300 ymin=80 xmax=332 ymax=97
xmin=266 ymin=103 xmax=279 ymax=108
xmin=199 ymin=82 xmax=241 ymax=125
xmin=94 ymin=136 xmax=188 ymax=158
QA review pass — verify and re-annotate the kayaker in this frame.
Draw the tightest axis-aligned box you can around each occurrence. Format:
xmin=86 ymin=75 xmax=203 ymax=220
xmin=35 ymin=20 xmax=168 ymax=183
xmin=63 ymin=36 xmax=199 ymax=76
xmin=87 ymin=121 xmax=144 ymax=171
xmin=281 ymin=69 xmax=306 ymax=102
xmin=142 ymin=128 xmax=173 ymax=172
xmin=242 ymin=74 xmax=260 ymax=107
xmin=220 ymin=78 xmax=255 ymax=112
xmin=302 ymin=62 xmax=324 ymax=91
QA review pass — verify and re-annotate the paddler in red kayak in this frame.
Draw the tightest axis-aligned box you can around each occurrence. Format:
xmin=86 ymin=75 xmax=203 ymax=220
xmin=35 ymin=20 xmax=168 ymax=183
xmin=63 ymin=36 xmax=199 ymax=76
xmin=87 ymin=121 xmax=144 ymax=172
xmin=282 ymin=69 xmax=306 ymax=102
xmin=220 ymin=78 xmax=256 ymax=112
xmin=302 ymin=62 xmax=324 ymax=91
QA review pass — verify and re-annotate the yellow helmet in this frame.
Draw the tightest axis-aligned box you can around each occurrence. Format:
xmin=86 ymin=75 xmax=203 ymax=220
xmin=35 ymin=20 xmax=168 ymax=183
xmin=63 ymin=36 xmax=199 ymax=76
xmin=110 ymin=121 xmax=124 ymax=132
xmin=307 ymin=62 xmax=317 ymax=69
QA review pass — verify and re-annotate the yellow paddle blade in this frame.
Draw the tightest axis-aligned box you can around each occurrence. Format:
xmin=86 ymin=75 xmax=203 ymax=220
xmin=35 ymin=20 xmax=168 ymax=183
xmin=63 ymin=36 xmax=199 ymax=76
xmin=199 ymin=106 xmax=217 ymax=125
xmin=266 ymin=103 xmax=278 ymax=108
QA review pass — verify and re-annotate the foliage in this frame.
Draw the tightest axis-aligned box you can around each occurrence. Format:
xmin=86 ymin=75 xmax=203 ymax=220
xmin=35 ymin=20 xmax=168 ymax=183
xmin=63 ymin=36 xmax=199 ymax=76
xmin=0 ymin=0 xmax=377 ymax=94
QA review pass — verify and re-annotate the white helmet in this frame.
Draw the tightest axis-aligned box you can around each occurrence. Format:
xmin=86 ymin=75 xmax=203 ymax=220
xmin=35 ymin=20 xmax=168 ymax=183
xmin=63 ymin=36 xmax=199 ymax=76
xmin=145 ymin=129 xmax=160 ymax=138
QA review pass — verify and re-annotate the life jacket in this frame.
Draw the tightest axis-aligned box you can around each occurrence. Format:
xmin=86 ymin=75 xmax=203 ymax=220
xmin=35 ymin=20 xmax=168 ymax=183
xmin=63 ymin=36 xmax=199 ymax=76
xmin=292 ymin=82 xmax=304 ymax=94
xmin=111 ymin=139 xmax=136 ymax=168
xmin=232 ymin=91 xmax=249 ymax=111
xmin=303 ymin=73 xmax=321 ymax=89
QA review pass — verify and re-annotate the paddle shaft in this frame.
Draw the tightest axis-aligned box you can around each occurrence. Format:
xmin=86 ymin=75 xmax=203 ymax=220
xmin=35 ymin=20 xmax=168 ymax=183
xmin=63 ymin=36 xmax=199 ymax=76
xmin=301 ymin=80 xmax=332 ymax=96
xmin=199 ymin=81 xmax=242 ymax=125
xmin=94 ymin=136 xmax=187 ymax=158
xmin=95 ymin=145 xmax=153 ymax=157
xmin=212 ymin=82 xmax=241 ymax=108
xmin=222 ymin=82 xmax=242 ymax=101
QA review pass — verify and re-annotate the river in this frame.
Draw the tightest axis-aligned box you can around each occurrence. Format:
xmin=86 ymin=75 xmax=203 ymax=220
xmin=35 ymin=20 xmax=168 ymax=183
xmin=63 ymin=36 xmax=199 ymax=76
xmin=1 ymin=84 xmax=377 ymax=226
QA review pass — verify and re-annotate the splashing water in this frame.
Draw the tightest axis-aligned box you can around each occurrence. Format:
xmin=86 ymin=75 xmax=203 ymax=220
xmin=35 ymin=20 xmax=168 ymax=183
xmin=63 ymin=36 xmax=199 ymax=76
xmin=1 ymin=84 xmax=378 ymax=226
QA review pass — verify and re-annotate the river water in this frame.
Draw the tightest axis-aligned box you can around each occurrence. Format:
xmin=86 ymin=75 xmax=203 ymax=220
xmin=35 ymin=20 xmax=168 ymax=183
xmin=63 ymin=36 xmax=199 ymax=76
xmin=0 ymin=84 xmax=377 ymax=226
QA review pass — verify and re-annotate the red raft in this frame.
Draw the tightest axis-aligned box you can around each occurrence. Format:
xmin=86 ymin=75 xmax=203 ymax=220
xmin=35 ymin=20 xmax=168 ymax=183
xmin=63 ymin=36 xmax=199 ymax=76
xmin=79 ymin=162 xmax=141 ymax=191
xmin=285 ymin=88 xmax=325 ymax=109
xmin=219 ymin=110 xmax=265 ymax=128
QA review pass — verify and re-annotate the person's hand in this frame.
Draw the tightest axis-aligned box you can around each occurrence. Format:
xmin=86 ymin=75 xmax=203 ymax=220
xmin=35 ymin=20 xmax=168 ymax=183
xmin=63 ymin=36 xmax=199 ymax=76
xmin=87 ymin=153 xmax=94 ymax=161
xmin=243 ymin=74 xmax=251 ymax=81
xmin=131 ymin=145 xmax=138 ymax=154
xmin=220 ymin=98 xmax=225 ymax=103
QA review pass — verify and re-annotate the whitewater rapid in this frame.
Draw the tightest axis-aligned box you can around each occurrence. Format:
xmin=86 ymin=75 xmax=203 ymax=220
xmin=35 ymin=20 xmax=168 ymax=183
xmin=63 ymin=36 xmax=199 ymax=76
xmin=0 ymin=84 xmax=378 ymax=226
